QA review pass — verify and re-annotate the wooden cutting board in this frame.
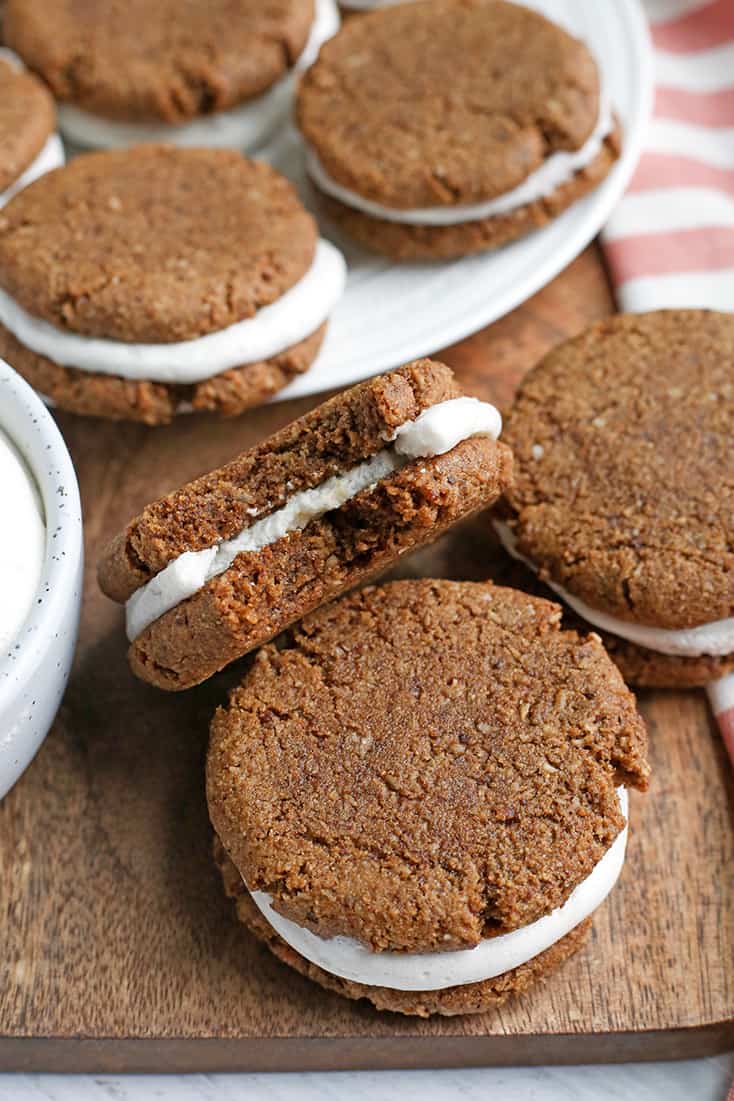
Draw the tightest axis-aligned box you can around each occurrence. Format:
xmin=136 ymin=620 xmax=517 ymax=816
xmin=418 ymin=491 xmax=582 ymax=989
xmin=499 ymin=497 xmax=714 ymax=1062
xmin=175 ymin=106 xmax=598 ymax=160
xmin=1 ymin=246 xmax=732 ymax=1073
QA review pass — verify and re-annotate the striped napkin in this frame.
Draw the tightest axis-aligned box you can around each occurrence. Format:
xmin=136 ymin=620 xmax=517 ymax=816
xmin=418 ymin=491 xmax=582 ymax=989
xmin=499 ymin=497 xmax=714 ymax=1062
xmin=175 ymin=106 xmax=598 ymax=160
xmin=603 ymin=0 xmax=734 ymax=310
xmin=601 ymin=0 xmax=734 ymax=764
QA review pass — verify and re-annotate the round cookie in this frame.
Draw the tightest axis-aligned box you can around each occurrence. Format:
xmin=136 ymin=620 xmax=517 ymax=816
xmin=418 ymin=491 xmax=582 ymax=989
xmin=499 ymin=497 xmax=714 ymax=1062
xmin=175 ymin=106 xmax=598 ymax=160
xmin=98 ymin=361 xmax=512 ymax=689
xmin=208 ymin=579 xmax=649 ymax=1014
xmin=499 ymin=310 xmax=734 ymax=688
xmin=0 ymin=50 xmax=63 ymax=204
xmin=0 ymin=146 xmax=346 ymax=423
xmin=297 ymin=0 xmax=619 ymax=259
xmin=4 ymin=1 xmax=338 ymax=151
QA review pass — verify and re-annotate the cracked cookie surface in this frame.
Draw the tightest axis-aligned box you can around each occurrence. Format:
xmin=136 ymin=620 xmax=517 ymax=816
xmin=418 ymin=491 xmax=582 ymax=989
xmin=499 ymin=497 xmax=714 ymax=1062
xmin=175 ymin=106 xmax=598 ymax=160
xmin=4 ymin=0 xmax=314 ymax=123
xmin=207 ymin=579 xmax=648 ymax=954
xmin=0 ymin=146 xmax=317 ymax=342
xmin=502 ymin=310 xmax=734 ymax=631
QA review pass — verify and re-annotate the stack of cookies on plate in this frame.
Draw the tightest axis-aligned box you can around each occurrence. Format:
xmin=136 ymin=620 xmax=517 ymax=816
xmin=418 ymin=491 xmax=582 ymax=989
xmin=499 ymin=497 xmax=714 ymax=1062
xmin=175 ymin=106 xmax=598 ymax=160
xmin=0 ymin=0 xmax=621 ymax=422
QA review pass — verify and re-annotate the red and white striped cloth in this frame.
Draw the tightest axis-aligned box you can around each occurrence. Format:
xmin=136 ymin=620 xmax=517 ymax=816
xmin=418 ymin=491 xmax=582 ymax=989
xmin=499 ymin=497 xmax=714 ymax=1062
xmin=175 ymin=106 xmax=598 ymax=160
xmin=603 ymin=0 xmax=734 ymax=311
xmin=600 ymin=0 xmax=734 ymax=767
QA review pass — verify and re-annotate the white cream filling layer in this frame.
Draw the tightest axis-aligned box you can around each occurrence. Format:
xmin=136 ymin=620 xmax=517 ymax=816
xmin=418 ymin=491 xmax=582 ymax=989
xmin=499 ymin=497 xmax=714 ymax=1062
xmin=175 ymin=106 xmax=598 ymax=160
xmin=0 ymin=49 xmax=65 ymax=208
xmin=495 ymin=520 xmax=734 ymax=659
xmin=305 ymin=85 xmax=612 ymax=227
xmin=0 ymin=427 xmax=46 ymax=652
xmin=0 ymin=134 xmax=64 ymax=210
xmin=0 ymin=240 xmax=347 ymax=384
xmin=125 ymin=397 xmax=502 ymax=640
xmin=57 ymin=0 xmax=339 ymax=151
xmin=248 ymin=787 xmax=628 ymax=992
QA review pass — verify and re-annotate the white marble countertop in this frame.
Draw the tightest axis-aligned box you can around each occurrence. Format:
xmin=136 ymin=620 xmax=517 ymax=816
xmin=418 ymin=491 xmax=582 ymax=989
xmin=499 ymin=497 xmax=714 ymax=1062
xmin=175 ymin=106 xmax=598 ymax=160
xmin=2 ymin=1056 xmax=733 ymax=1101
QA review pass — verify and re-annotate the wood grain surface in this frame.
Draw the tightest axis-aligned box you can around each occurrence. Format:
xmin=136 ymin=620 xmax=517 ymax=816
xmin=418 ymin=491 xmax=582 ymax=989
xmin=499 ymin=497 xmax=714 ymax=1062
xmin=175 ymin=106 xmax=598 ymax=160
xmin=1 ymin=246 xmax=732 ymax=1073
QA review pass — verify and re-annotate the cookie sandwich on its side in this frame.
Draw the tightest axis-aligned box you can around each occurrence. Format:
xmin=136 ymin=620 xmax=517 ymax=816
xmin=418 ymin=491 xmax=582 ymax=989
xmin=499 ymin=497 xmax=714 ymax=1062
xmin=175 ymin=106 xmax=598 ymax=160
xmin=297 ymin=0 xmax=620 ymax=259
xmin=498 ymin=310 xmax=734 ymax=688
xmin=4 ymin=0 xmax=339 ymax=152
xmin=208 ymin=579 xmax=649 ymax=1017
xmin=98 ymin=360 xmax=513 ymax=691
xmin=0 ymin=146 xmax=346 ymax=424
xmin=0 ymin=48 xmax=63 ymax=209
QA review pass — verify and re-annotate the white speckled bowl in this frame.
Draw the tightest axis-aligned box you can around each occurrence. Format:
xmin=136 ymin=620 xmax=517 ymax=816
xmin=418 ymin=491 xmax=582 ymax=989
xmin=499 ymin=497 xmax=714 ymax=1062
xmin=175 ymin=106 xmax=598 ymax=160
xmin=0 ymin=360 xmax=82 ymax=799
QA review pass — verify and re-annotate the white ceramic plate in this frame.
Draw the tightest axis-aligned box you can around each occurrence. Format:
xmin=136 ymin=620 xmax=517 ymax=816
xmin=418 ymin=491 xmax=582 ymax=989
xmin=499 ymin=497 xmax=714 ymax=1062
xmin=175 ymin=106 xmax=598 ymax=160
xmin=266 ymin=0 xmax=653 ymax=401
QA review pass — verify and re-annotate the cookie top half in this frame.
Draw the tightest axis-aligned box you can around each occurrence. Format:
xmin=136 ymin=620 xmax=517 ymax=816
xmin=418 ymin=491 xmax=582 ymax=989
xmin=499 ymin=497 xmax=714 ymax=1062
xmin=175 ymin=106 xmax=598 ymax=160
xmin=0 ymin=146 xmax=317 ymax=343
xmin=297 ymin=0 xmax=600 ymax=208
xmin=208 ymin=580 xmax=649 ymax=954
xmin=0 ymin=54 xmax=56 ymax=193
xmin=502 ymin=310 xmax=734 ymax=630
xmin=4 ymin=0 xmax=315 ymax=123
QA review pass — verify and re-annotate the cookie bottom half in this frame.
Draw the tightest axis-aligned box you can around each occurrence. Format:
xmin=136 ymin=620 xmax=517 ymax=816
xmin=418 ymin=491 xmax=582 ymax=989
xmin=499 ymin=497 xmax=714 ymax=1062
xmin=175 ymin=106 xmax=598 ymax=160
xmin=215 ymin=837 xmax=592 ymax=1018
xmin=0 ymin=321 xmax=326 ymax=425
xmin=599 ymin=632 xmax=734 ymax=689
xmin=313 ymin=123 xmax=621 ymax=261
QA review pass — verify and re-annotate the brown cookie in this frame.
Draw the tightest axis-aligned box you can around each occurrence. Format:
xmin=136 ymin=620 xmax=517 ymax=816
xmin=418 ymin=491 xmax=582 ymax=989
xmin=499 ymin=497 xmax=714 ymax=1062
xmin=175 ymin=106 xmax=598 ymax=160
xmin=98 ymin=360 xmax=514 ymax=690
xmin=207 ymin=579 xmax=648 ymax=1012
xmin=315 ymin=122 xmax=620 ymax=260
xmin=214 ymin=836 xmax=593 ymax=1018
xmin=499 ymin=310 xmax=734 ymax=686
xmin=0 ymin=147 xmax=316 ymax=341
xmin=0 ymin=53 xmax=55 ymax=193
xmin=0 ymin=320 xmax=326 ymax=426
xmin=596 ymin=633 xmax=734 ymax=691
xmin=490 ymin=538 xmax=734 ymax=690
xmin=4 ymin=0 xmax=314 ymax=123
xmin=0 ymin=146 xmax=338 ymax=420
xmin=297 ymin=0 xmax=617 ymax=259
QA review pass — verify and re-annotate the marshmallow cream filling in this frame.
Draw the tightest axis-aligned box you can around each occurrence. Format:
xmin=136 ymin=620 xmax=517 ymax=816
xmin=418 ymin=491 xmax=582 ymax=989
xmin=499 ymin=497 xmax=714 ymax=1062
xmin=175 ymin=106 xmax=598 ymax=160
xmin=125 ymin=397 xmax=502 ymax=640
xmin=0 ymin=133 xmax=65 ymax=209
xmin=57 ymin=0 xmax=339 ymax=151
xmin=495 ymin=521 xmax=734 ymax=658
xmin=305 ymin=85 xmax=612 ymax=227
xmin=0 ymin=240 xmax=347 ymax=385
xmin=0 ymin=49 xmax=65 ymax=209
xmin=247 ymin=786 xmax=628 ymax=992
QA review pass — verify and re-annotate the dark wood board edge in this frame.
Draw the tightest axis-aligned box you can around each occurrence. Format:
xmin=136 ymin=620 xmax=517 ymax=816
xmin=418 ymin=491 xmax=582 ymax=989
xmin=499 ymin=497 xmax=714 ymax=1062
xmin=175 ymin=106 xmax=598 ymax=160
xmin=2 ymin=1025 xmax=733 ymax=1074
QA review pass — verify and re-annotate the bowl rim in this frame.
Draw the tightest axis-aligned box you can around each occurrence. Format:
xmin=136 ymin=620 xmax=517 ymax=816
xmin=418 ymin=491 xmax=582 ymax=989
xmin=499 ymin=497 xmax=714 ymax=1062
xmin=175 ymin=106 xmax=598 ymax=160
xmin=0 ymin=360 xmax=82 ymax=698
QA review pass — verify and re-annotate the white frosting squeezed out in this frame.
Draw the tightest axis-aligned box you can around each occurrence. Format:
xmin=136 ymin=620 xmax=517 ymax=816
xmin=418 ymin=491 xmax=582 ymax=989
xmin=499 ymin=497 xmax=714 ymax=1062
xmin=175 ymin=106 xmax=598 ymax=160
xmin=0 ymin=240 xmax=347 ymax=385
xmin=0 ymin=428 xmax=46 ymax=652
xmin=248 ymin=787 xmax=628 ymax=992
xmin=0 ymin=134 xmax=65 ymax=209
xmin=57 ymin=0 xmax=339 ymax=151
xmin=306 ymin=86 xmax=613 ymax=227
xmin=0 ymin=49 xmax=65 ymax=208
xmin=494 ymin=521 xmax=734 ymax=658
xmin=125 ymin=397 xmax=502 ymax=640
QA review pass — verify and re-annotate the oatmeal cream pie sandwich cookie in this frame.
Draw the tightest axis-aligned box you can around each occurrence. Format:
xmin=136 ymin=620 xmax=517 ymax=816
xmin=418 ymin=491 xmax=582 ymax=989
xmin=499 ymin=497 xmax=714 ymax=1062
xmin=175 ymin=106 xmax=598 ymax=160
xmin=208 ymin=579 xmax=649 ymax=1017
xmin=0 ymin=48 xmax=63 ymax=209
xmin=98 ymin=361 xmax=512 ymax=691
xmin=497 ymin=310 xmax=734 ymax=689
xmin=4 ymin=0 xmax=339 ymax=152
xmin=0 ymin=145 xmax=346 ymax=424
xmin=296 ymin=0 xmax=620 ymax=260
